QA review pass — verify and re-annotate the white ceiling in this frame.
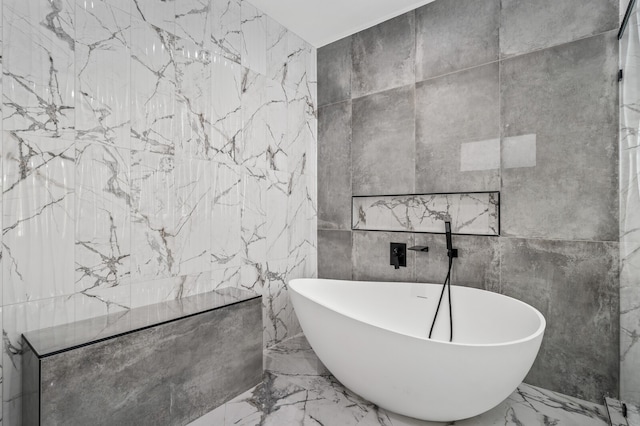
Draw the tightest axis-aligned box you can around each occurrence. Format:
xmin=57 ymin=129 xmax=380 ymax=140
xmin=249 ymin=0 xmax=436 ymax=48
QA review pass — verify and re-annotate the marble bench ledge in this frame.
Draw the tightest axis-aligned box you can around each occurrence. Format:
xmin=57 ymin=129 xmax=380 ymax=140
xmin=22 ymin=286 xmax=260 ymax=357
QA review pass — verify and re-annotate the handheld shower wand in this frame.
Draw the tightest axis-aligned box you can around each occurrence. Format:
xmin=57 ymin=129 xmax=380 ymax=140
xmin=429 ymin=221 xmax=456 ymax=342
xmin=445 ymin=221 xmax=458 ymax=259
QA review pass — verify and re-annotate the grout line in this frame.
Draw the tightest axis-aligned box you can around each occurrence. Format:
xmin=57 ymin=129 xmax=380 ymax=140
xmin=322 ymin=30 xmax=619 ymax=107
xmin=415 ymin=58 xmax=502 ymax=87
xmin=317 ymin=97 xmax=352 ymax=110
xmin=499 ymin=28 xmax=619 ymax=62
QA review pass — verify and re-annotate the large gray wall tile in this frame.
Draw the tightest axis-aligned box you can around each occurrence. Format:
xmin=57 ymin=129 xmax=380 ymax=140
xmin=416 ymin=62 xmax=500 ymax=193
xmin=352 ymin=85 xmax=415 ymax=195
xmin=414 ymin=234 xmax=500 ymax=291
xmin=416 ymin=0 xmax=499 ymax=81
xmin=318 ymin=37 xmax=352 ymax=107
xmin=501 ymin=33 xmax=618 ymax=241
xmin=318 ymin=101 xmax=352 ymax=230
xmin=500 ymin=238 xmax=619 ymax=402
xmin=318 ymin=230 xmax=353 ymax=280
xmin=352 ymin=12 xmax=415 ymax=98
xmin=353 ymin=231 xmax=415 ymax=282
xmin=501 ymin=33 xmax=618 ymax=137
xmin=500 ymin=0 xmax=618 ymax=58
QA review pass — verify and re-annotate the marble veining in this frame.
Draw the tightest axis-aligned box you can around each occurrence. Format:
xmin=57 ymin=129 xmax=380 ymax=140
xmin=629 ymin=402 xmax=640 ymax=426
xmin=262 ymin=260 xmax=301 ymax=348
xmin=3 ymin=0 xmax=75 ymax=140
xmin=211 ymin=0 xmax=242 ymax=64
xmin=266 ymin=170 xmax=289 ymax=261
xmin=265 ymin=79 xmax=288 ymax=172
xmin=75 ymin=0 xmax=131 ymax=150
xmin=241 ymin=69 xmax=268 ymax=169
xmin=75 ymin=142 xmax=131 ymax=292
xmin=211 ymin=55 xmax=243 ymax=164
xmin=266 ymin=17 xmax=288 ymax=86
xmin=130 ymin=152 xmax=213 ymax=279
xmin=130 ymin=15 xmax=176 ymax=155
xmin=610 ymin=401 xmax=626 ymax=426
xmin=174 ymin=38 xmax=213 ymax=159
xmin=605 ymin=398 xmax=640 ymax=426
xmin=241 ymin=1 xmax=266 ymax=75
xmin=191 ymin=334 xmax=610 ymax=426
xmin=131 ymin=0 xmax=176 ymax=35
xmin=1 ymin=0 xmax=317 ymax=423
xmin=175 ymin=0 xmax=211 ymax=48
xmin=352 ymin=192 xmax=500 ymax=235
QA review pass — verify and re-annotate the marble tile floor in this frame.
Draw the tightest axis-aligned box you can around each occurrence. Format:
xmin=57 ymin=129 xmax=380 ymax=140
xmin=629 ymin=404 xmax=640 ymax=426
xmin=607 ymin=397 xmax=640 ymax=426
xmin=190 ymin=334 xmax=611 ymax=426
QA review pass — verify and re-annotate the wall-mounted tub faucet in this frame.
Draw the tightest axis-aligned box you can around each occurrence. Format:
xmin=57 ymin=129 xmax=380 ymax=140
xmin=390 ymin=243 xmax=406 ymax=269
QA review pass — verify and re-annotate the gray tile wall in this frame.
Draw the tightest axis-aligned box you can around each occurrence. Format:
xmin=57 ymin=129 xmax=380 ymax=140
xmin=415 ymin=61 xmax=500 ymax=193
xmin=317 ymin=0 xmax=619 ymax=403
xmin=352 ymin=85 xmax=416 ymax=195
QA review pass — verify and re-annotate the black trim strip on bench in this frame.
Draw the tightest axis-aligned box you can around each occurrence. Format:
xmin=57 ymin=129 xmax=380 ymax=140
xmin=24 ymin=295 xmax=261 ymax=359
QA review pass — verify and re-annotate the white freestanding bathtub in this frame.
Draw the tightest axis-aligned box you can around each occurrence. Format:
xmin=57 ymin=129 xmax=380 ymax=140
xmin=288 ymin=278 xmax=545 ymax=422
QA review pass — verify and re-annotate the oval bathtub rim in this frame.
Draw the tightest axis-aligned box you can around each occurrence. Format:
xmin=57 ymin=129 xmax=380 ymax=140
xmin=288 ymin=278 xmax=546 ymax=348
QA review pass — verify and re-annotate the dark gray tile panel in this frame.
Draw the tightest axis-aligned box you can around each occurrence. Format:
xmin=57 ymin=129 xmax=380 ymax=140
xmin=39 ymin=298 xmax=263 ymax=426
xmin=22 ymin=343 xmax=39 ymax=426
xmin=352 ymin=11 xmax=415 ymax=98
xmin=416 ymin=0 xmax=499 ymax=81
xmin=501 ymin=32 xmax=618 ymax=138
xmin=318 ymin=230 xmax=353 ymax=280
xmin=318 ymin=101 xmax=352 ymax=230
xmin=352 ymin=231 xmax=415 ymax=282
xmin=500 ymin=0 xmax=618 ymax=58
xmin=413 ymin=234 xmax=500 ymax=291
xmin=318 ymin=37 xmax=352 ymax=107
xmin=500 ymin=238 xmax=619 ymax=403
xmin=352 ymin=84 xmax=415 ymax=195
xmin=416 ymin=62 xmax=500 ymax=193
xmin=501 ymin=32 xmax=618 ymax=241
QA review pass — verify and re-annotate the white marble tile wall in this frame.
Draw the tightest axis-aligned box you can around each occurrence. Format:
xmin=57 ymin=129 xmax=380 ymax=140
xmin=620 ymin=0 xmax=640 ymax=406
xmin=0 ymin=0 xmax=317 ymax=424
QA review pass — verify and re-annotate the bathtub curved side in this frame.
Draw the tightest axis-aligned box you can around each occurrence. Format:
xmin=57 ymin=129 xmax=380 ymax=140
xmin=289 ymin=284 xmax=544 ymax=422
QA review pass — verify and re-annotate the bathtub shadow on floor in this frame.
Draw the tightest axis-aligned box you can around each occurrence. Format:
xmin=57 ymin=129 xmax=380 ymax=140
xmin=190 ymin=334 xmax=609 ymax=426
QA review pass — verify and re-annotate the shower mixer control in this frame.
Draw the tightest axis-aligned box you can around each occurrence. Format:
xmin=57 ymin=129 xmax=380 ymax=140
xmin=390 ymin=243 xmax=406 ymax=269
